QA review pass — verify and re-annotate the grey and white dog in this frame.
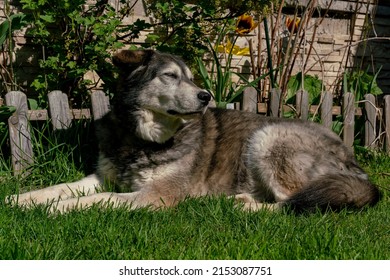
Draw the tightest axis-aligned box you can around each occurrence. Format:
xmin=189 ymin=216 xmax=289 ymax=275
xmin=13 ymin=50 xmax=380 ymax=213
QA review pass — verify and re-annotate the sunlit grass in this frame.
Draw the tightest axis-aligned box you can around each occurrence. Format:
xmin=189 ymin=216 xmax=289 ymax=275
xmin=0 ymin=121 xmax=389 ymax=260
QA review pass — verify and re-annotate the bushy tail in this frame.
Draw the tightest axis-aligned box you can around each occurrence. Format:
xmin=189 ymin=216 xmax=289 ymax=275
xmin=284 ymin=174 xmax=381 ymax=213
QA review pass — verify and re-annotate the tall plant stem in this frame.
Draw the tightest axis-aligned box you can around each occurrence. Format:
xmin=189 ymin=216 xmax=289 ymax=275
xmin=263 ymin=18 xmax=275 ymax=88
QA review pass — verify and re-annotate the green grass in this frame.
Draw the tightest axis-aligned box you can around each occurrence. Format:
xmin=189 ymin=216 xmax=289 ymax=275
xmin=0 ymin=194 xmax=389 ymax=260
xmin=0 ymin=122 xmax=389 ymax=260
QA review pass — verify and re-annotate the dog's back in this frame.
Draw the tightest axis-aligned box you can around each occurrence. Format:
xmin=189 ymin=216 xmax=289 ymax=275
xmin=200 ymin=109 xmax=380 ymax=212
xmin=96 ymin=106 xmax=380 ymax=212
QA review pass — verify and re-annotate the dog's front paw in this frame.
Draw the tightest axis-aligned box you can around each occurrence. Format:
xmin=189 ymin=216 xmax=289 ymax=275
xmin=5 ymin=192 xmax=36 ymax=207
xmin=5 ymin=190 xmax=56 ymax=208
xmin=5 ymin=194 xmax=18 ymax=206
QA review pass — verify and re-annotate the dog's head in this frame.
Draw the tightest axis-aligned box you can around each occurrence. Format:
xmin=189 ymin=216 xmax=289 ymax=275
xmin=113 ymin=49 xmax=211 ymax=117
xmin=112 ymin=50 xmax=211 ymax=143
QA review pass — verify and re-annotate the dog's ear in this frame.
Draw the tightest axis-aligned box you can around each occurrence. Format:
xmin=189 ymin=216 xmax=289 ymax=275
xmin=112 ymin=50 xmax=155 ymax=71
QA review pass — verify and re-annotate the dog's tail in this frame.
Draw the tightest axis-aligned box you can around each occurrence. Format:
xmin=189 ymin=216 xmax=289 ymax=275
xmin=284 ymin=174 xmax=381 ymax=213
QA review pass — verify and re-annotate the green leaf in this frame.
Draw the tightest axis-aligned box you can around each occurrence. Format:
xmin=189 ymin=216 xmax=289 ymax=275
xmin=368 ymin=66 xmax=383 ymax=96
xmin=0 ymin=20 xmax=10 ymax=46
xmin=226 ymin=74 xmax=265 ymax=103
xmin=9 ymin=14 xmax=27 ymax=30
xmin=196 ymin=57 xmax=212 ymax=92
xmin=39 ymin=14 xmax=55 ymax=23
xmin=286 ymin=73 xmax=322 ymax=104
xmin=66 ymin=61 xmax=77 ymax=69
xmin=0 ymin=105 xmax=16 ymax=119
xmin=343 ymin=71 xmax=348 ymax=95
xmin=343 ymin=68 xmax=383 ymax=101
xmin=0 ymin=13 xmax=27 ymax=46
xmin=28 ymin=98 xmax=39 ymax=110
xmin=145 ymin=34 xmax=160 ymax=44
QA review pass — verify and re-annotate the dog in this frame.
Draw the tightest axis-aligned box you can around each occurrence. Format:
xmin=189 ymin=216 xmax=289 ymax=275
xmin=12 ymin=49 xmax=380 ymax=213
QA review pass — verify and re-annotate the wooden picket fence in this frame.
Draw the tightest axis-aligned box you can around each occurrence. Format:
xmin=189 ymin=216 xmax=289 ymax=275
xmin=239 ymin=87 xmax=389 ymax=152
xmin=3 ymin=88 xmax=390 ymax=175
xmin=5 ymin=90 xmax=110 ymax=175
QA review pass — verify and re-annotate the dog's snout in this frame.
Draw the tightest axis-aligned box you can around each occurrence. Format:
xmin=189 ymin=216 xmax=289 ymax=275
xmin=197 ymin=91 xmax=211 ymax=105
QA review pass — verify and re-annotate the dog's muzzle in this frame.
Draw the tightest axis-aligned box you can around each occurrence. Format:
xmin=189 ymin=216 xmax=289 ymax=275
xmin=166 ymin=91 xmax=212 ymax=117
xmin=197 ymin=91 xmax=211 ymax=106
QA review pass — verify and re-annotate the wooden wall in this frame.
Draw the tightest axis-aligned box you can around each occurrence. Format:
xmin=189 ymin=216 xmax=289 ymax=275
xmin=355 ymin=0 xmax=390 ymax=95
xmin=227 ymin=0 xmax=378 ymax=92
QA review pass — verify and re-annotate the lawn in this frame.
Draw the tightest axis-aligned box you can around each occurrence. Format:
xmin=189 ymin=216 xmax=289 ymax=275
xmin=0 ymin=123 xmax=389 ymax=260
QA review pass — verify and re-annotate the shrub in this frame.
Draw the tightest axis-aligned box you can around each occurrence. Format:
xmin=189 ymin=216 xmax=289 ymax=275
xmin=20 ymin=0 xmax=126 ymax=107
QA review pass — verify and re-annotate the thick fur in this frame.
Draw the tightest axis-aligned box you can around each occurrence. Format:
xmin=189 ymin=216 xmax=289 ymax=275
xmin=11 ymin=50 xmax=380 ymax=213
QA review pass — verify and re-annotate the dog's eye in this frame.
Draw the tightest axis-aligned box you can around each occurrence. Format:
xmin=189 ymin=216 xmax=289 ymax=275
xmin=163 ymin=72 xmax=178 ymax=79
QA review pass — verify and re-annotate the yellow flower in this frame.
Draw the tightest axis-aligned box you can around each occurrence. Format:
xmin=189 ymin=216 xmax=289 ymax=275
xmin=217 ymin=39 xmax=250 ymax=56
xmin=235 ymin=14 xmax=258 ymax=35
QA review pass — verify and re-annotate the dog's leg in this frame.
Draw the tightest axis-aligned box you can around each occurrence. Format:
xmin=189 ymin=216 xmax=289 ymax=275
xmin=50 ymin=188 xmax=182 ymax=213
xmin=10 ymin=174 xmax=102 ymax=206
xmin=233 ymin=193 xmax=283 ymax=211
xmin=50 ymin=191 xmax=166 ymax=213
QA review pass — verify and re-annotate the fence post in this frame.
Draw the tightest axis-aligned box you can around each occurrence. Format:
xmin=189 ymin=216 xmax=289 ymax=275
xmin=48 ymin=91 xmax=72 ymax=130
xmin=296 ymin=89 xmax=309 ymax=119
xmin=91 ymin=90 xmax=110 ymax=120
xmin=269 ymin=88 xmax=281 ymax=117
xmin=242 ymin=87 xmax=257 ymax=113
xmin=343 ymin=92 xmax=355 ymax=148
xmin=384 ymin=95 xmax=390 ymax=153
xmin=364 ymin=94 xmax=377 ymax=148
xmin=5 ymin=91 xmax=34 ymax=175
xmin=321 ymin=91 xmax=333 ymax=129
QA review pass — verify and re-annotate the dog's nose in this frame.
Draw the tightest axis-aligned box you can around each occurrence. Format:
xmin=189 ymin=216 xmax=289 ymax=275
xmin=197 ymin=91 xmax=211 ymax=105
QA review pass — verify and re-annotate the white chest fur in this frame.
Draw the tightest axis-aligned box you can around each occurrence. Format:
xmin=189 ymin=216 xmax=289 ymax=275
xmin=134 ymin=109 xmax=184 ymax=144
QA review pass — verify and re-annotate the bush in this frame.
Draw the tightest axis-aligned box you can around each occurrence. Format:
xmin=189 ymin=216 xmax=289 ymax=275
xmin=17 ymin=0 xmax=278 ymax=106
xmin=20 ymin=0 xmax=125 ymax=107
